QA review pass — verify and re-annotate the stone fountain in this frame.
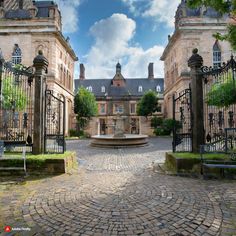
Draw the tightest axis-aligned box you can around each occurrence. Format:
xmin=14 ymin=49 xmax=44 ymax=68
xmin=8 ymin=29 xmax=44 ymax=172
xmin=90 ymin=115 xmax=148 ymax=148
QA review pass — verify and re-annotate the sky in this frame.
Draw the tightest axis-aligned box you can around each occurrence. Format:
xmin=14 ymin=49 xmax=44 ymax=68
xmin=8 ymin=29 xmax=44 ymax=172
xmin=52 ymin=0 xmax=181 ymax=79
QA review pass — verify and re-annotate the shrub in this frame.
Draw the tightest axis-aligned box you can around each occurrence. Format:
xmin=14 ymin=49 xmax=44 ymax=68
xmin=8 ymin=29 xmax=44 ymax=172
xmin=153 ymin=119 xmax=182 ymax=136
xmin=151 ymin=117 xmax=163 ymax=128
xmin=69 ymin=129 xmax=84 ymax=137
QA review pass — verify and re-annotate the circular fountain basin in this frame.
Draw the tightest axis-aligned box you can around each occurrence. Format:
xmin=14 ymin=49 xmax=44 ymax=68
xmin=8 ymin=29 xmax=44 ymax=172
xmin=90 ymin=134 xmax=148 ymax=148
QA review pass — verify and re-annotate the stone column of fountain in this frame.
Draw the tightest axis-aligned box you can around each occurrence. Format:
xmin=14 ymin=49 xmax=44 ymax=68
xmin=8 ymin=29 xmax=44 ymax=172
xmin=113 ymin=114 xmax=126 ymax=138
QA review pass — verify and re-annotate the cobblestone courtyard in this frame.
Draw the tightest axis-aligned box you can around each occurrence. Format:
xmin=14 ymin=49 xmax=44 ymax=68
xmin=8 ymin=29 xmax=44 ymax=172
xmin=0 ymin=138 xmax=236 ymax=236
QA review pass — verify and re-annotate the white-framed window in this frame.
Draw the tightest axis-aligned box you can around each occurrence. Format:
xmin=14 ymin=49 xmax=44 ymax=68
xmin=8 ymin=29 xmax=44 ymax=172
xmin=86 ymin=86 xmax=92 ymax=92
xmin=130 ymin=103 xmax=136 ymax=114
xmin=213 ymin=41 xmax=221 ymax=68
xmin=156 ymin=85 xmax=161 ymax=92
xmin=12 ymin=44 xmax=22 ymax=65
xmin=114 ymin=103 xmax=124 ymax=114
xmin=99 ymin=103 xmax=106 ymax=114
xmin=101 ymin=86 xmax=105 ymax=93
xmin=138 ymin=86 xmax=143 ymax=92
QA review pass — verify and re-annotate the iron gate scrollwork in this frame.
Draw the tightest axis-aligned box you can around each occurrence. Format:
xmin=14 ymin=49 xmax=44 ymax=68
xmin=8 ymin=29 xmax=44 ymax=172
xmin=173 ymin=88 xmax=192 ymax=152
xmin=0 ymin=61 xmax=34 ymax=150
xmin=202 ymin=55 xmax=236 ymax=151
xmin=44 ymin=90 xmax=65 ymax=153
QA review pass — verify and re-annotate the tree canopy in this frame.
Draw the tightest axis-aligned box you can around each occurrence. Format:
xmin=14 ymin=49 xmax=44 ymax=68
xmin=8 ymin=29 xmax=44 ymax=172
xmin=187 ymin=0 xmax=236 ymax=50
xmin=137 ymin=90 xmax=159 ymax=117
xmin=74 ymin=86 xmax=98 ymax=130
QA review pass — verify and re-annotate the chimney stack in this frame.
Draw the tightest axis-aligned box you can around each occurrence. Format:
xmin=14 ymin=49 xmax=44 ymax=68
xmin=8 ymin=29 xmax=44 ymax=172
xmin=79 ymin=63 xmax=85 ymax=80
xmin=148 ymin=63 xmax=154 ymax=79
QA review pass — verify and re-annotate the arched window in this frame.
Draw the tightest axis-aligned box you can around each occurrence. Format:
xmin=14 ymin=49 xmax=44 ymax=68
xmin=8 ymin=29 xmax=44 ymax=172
xmin=101 ymin=86 xmax=105 ymax=93
xmin=12 ymin=44 xmax=22 ymax=65
xmin=138 ymin=86 xmax=143 ymax=92
xmin=213 ymin=41 xmax=221 ymax=68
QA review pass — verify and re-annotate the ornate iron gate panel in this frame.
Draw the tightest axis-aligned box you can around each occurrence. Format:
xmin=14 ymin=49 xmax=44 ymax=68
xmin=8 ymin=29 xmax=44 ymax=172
xmin=202 ymin=56 xmax=236 ymax=151
xmin=0 ymin=62 xmax=34 ymax=150
xmin=173 ymin=88 xmax=192 ymax=152
xmin=44 ymin=90 xmax=65 ymax=153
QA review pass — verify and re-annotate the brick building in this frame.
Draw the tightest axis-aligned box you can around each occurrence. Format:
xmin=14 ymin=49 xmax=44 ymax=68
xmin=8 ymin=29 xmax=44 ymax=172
xmin=74 ymin=63 xmax=164 ymax=136
xmin=0 ymin=0 xmax=78 ymax=135
xmin=161 ymin=0 xmax=232 ymax=118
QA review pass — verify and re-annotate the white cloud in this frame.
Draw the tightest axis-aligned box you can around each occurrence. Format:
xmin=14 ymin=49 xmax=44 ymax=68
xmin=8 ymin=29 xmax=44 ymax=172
xmin=123 ymin=45 xmax=164 ymax=78
xmin=122 ymin=0 xmax=180 ymax=28
xmin=53 ymin=0 xmax=81 ymax=33
xmin=142 ymin=0 xmax=180 ymax=27
xmin=84 ymin=13 xmax=164 ymax=78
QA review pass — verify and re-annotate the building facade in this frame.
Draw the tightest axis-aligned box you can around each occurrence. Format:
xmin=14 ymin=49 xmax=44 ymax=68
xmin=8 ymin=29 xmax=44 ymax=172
xmin=74 ymin=63 xmax=164 ymax=136
xmin=161 ymin=0 xmax=232 ymax=118
xmin=0 ymin=0 xmax=78 ymax=135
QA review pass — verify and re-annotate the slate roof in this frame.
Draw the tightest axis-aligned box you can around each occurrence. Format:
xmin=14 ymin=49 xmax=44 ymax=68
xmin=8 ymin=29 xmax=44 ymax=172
xmin=175 ymin=0 xmax=222 ymax=21
xmin=5 ymin=1 xmax=57 ymax=19
xmin=5 ymin=9 xmax=31 ymax=19
xmin=74 ymin=78 xmax=164 ymax=99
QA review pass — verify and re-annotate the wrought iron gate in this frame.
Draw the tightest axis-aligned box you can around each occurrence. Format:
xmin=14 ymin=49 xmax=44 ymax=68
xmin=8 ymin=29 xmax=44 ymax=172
xmin=0 ymin=62 xmax=34 ymax=150
xmin=44 ymin=90 xmax=65 ymax=153
xmin=173 ymin=88 xmax=192 ymax=152
xmin=201 ymin=55 xmax=236 ymax=151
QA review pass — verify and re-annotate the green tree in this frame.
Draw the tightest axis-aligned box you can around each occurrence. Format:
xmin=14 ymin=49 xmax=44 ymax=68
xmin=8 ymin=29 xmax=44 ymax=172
xmin=137 ymin=90 xmax=159 ymax=117
xmin=74 ymin=86 xmax=98 ymax=131
xmin=2 ymin=76 xmax=28 ymax=110
xmin=187 ymin=0 xmax=236 ymax=50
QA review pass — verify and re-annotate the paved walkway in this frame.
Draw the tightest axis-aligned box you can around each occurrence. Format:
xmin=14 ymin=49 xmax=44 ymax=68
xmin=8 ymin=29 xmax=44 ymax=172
xmin=0 ymin=137 xmax=236 ymax=236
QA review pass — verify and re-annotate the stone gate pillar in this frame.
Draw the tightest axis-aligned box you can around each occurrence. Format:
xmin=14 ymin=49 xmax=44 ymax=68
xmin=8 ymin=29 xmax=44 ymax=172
xmin=33 ymin=51 xmax=48 ymax=154
xmin=188 ymin=49 xmax=205 ymax=153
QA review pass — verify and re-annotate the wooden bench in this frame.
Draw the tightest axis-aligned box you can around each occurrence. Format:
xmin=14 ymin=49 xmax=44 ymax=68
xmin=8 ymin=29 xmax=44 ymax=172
xmin=0 ymin=141 xmax=27 ymax=175
xmin=200 ymin=144 xmax=236 ymax=178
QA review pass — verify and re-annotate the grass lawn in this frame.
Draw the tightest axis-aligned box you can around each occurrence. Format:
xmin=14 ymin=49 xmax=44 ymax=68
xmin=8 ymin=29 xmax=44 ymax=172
xmin=173 ymin=152 xmax=229 ymax=159
xmin=3 ymin=151 xmax=74 ymax=159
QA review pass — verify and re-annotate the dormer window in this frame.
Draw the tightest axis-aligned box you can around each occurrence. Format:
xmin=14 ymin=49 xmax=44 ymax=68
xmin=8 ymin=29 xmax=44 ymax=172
xmin=138 ymin=86 xmax=143 ymax=92
xmin=12 ymin=44 xmax=22 ymax=65
xmin=19 ymin=0 xmax=23 ymax=9
xmin=0 ymin=0 xmax=4 ymax=7
xmin=156 ymin=85 xmax=161 ymax=92
xmin=86 ymin=86 xmax=92 ymax=92
xmin=101 ymin=86 xmax=105 ymax=93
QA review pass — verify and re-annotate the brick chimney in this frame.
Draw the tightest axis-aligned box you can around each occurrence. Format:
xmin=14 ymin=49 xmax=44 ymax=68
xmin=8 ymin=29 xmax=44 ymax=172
xmin=148 ymin=63 xmax=154 ymax=79
xmin=79 ymin=63 xmax=85 ymax=80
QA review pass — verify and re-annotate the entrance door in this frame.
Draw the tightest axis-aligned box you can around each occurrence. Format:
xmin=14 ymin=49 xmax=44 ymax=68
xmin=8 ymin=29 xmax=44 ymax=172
xmin=130 ymin=118 xmax=139 ymax=134
xmin=100 ymin=119 xmax=106 ymax=135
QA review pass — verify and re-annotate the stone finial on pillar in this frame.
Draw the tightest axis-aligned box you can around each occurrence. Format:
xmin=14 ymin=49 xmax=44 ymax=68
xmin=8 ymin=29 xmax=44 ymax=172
xmin=188 ymin=48 xmax=203 ymax=69
xmin=33 ymin=51 xmax=48 ymax=154
xmin=188 ymin=48 xmax=205 ymax=153
xmin=33 ymin=50 xmax=49 ymax=74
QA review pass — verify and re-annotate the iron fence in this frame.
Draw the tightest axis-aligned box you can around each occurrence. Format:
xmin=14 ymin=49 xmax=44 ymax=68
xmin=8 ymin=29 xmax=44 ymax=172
xmin=0 ymin=62 xmax=34 ymax=151
xmin=202 ymin=56 xmax=236 ymax=150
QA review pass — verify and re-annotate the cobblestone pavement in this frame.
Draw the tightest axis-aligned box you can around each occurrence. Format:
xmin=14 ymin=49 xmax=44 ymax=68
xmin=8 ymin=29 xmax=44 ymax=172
xmin=0 ymin=137 xmax=236 ymax=236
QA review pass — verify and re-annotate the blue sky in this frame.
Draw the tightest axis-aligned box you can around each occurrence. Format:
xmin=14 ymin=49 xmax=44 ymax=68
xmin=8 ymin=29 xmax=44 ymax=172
xmin=53 ymin=0 xmax=180 ymax=79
